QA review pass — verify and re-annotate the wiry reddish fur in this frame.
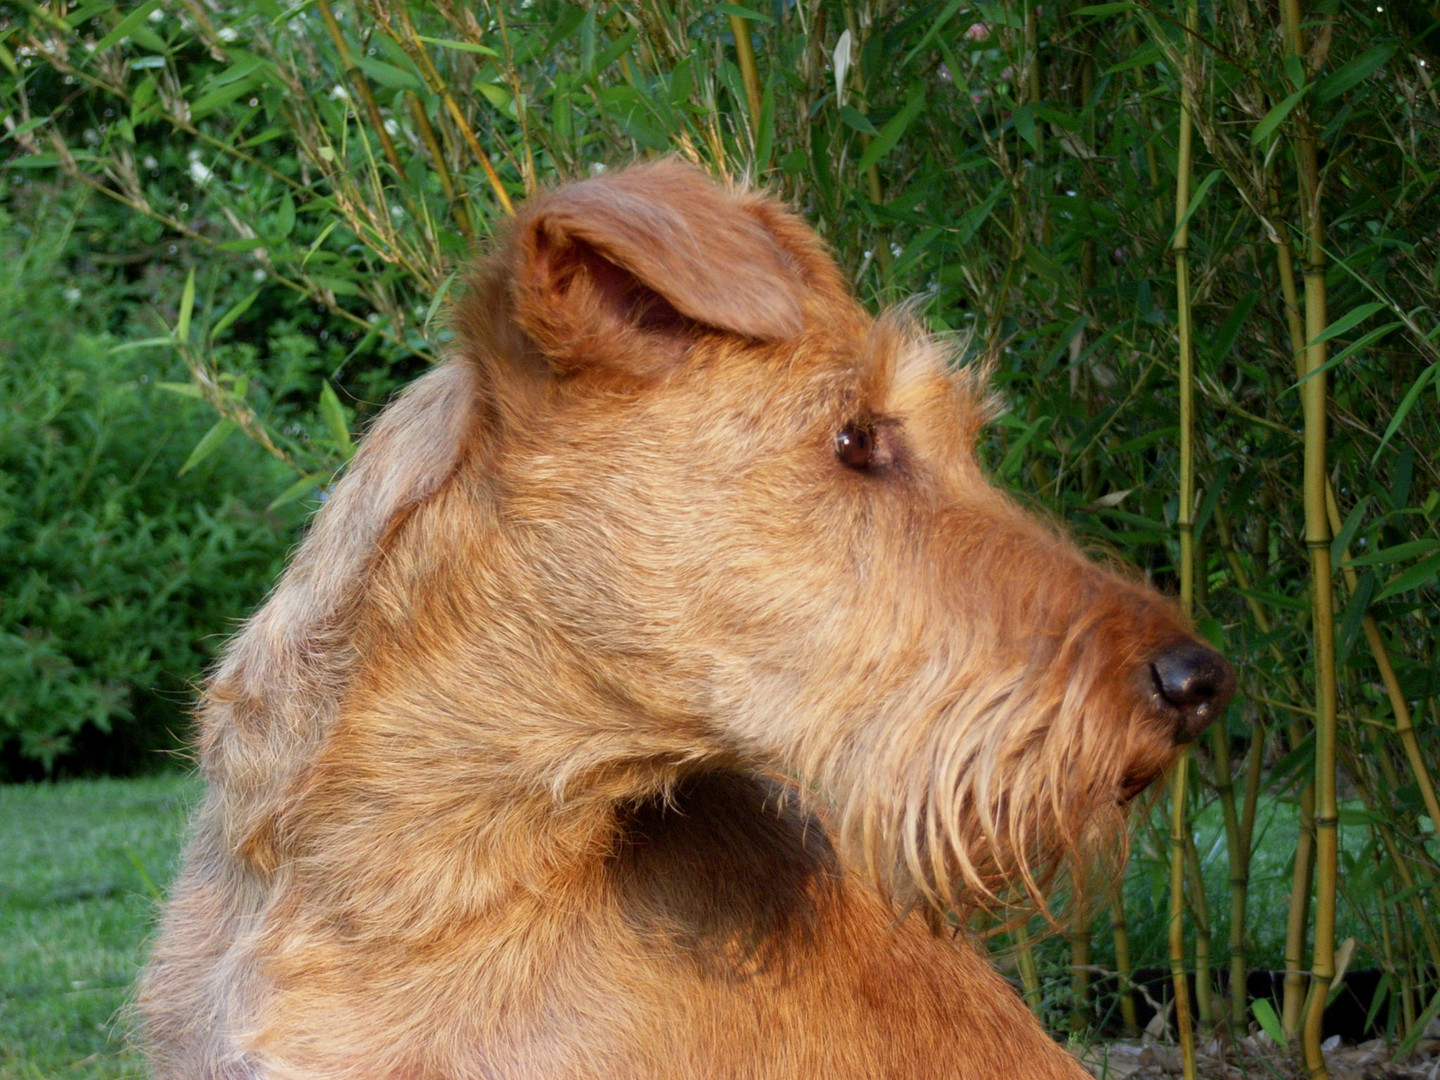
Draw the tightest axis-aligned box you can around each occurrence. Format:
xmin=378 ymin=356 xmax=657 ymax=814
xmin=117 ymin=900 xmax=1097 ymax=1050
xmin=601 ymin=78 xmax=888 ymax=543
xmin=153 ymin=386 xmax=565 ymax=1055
xmin=140 ymin=160 xmax=1228 ymax=1079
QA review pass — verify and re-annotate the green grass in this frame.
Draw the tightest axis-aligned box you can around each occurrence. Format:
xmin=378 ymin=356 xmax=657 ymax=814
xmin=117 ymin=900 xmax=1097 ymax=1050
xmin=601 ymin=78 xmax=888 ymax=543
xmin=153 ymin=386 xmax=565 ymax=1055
xmin=0 ymin=773 xmax=1397 ymax=1076
xmin=0 ymin=773 xmax=198 ymax=1080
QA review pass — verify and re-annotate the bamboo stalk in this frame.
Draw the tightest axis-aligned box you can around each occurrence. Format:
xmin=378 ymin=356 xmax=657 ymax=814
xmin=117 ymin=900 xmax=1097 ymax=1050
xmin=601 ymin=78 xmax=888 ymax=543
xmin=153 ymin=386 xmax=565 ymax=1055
xmin=1171 ymin=0 xmax=1200 ymax=1066
xmin=1278 ymin=0 xmax=1338 ymax=1069
xmin=1108 ymin=879 xmax=1140 ymax=1036
xmin=1168 ymin=756 xmax=1197 ymax=1075
xmin=728 ymin=14 xmax=764 ymax=156
xmin=1183 ymin=831 xmax=1215 ymax=1028
xmin=1205 ymin=510 xmax=1253 ymax=1037
xmin=1371 ymin=782 xmax=1440 ymax=978
xmin=1209 ymin=718 xmax=1252 ymax=1034
xmin=1068 ymin=928 xmax=1092 ymax=1032
xmin=1256 ymin=194 xmax=1322 ymax=1041
xmin=315 ymin=0 xmax=405 ymax=178
xmin=408 ymin=92 xmax=474 ymax=242
xmin=369 ymin=2 xmax=514 ymax=217
xmin=1022 ymin=1 xmax=1048 ymax=244
xmin=1325 ymin=487 xmax=1440 ymax=840
xmin=840 ymin=3 xmax=883 ymax=206
xmin=1014 ymin=922 xmax=1045 ymax=1016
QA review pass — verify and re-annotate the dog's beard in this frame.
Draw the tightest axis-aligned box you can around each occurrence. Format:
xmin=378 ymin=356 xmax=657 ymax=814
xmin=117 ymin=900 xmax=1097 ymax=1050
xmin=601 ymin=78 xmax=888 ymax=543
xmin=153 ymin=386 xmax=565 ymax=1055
xmin=819 ymin=664 xmax=1171 ymax=928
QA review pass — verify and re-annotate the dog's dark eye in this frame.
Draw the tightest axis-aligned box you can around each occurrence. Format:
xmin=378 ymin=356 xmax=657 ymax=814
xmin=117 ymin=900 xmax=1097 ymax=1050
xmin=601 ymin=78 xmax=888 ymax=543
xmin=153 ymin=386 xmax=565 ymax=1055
xmin=835 ymin=423 xmax=877 ymax=470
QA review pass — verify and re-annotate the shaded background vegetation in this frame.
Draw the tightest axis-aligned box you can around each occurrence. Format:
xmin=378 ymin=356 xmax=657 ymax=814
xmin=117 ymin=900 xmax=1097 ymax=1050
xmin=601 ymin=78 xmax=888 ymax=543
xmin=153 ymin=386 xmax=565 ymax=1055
xmin=2 ymin=0 xmax=1438 ymax=1075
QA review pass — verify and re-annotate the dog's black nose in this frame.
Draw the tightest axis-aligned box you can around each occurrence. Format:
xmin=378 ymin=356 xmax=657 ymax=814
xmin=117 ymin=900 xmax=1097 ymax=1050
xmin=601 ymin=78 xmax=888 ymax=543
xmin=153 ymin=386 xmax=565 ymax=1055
xmin=1152 ymin=641 xmax=1235 ymax=743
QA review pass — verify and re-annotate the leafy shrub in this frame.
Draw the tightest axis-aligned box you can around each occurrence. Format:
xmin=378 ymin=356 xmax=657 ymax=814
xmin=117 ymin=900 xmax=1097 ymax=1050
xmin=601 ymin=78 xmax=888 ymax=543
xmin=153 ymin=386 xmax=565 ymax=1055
xmin=0 ymin=203 xmax=303 ymax=778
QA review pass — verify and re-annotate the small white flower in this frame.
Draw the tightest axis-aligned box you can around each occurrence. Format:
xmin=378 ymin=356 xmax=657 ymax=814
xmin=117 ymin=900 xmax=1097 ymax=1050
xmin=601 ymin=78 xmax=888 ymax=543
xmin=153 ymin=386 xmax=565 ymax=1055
xmin=189 ymin=159 xmax=214 ymax=186
xmin=218 ymin=27 xmax=238 ymax=42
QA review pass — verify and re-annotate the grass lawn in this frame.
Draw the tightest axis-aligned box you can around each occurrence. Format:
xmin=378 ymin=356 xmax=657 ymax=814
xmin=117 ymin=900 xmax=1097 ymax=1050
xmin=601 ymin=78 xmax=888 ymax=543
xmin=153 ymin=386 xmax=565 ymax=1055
xmin=0 ymin=772 xmax=1383 ymax=1078
xmin=0 ymin=773 xmax=198 ymax=1080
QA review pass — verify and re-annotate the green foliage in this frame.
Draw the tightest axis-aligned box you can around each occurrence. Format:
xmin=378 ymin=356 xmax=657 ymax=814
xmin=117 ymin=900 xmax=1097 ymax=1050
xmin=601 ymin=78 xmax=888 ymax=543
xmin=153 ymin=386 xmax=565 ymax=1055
xmin=2 ymin=0 xmax=1439 ymax=1046
xmin=0 ymin=206 xmax=301 ymax=777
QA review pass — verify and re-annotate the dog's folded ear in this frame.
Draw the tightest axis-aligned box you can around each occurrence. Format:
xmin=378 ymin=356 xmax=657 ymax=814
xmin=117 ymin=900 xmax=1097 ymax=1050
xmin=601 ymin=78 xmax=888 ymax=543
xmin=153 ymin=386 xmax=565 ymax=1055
xmin=499 ymin=160 xmax=810 ymax=374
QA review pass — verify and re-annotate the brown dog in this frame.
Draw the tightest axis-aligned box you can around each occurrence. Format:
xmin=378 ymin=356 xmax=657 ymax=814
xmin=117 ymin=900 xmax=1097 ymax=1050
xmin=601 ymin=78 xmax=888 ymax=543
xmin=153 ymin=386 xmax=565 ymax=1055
xmin=140 ymin=161 xmax=1233 ymax=1079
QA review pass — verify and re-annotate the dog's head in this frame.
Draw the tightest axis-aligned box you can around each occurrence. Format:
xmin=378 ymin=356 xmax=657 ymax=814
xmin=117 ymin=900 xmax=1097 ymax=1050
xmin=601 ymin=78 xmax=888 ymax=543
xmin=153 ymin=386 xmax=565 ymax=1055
xmin=213 ymin=161 xmax=1231 ymax=917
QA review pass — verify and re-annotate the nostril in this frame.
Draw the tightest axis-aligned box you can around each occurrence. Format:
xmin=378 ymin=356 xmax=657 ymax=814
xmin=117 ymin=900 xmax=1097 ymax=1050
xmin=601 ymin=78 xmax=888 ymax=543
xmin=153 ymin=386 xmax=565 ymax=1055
xmin=1151 ymin=641 xmax=1236 ymax=741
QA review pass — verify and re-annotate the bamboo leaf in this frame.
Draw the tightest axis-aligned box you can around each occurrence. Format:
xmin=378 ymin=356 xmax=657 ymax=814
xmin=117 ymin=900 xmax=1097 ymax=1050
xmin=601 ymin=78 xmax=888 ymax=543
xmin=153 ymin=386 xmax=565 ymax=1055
xmin=273 ymin=192 xmax=296 ymax=240
xmin=899 ymin=0 xmax=968 ymax=69
xmin=1372 ymin=363 xmax=1436 ymax=461
xmin=1315 ymin=43 xmax=1397 ymax=105
xmin=856 ymin=85 xmax=926 ymax=174
xmin=1343 ymin=538 xmax=1438 ymax=569
xmin=1295 ymin=320 xmax=1402 ymax=384
xmin=190 ymin=77 xmax=261 ymax=121
xmin=268 ymin=471 xmax=328 ymax=511
xmin=240 ymin=126 xmax=287 ymax=149
xmin=1329 ymin=496 xmax=1369 ymax=566
xmin=1101 ymin=40 xmax=1160 ymax=76
xmin=178 ymin=418 xmax=237 ymax=476
xmin=302 ymin=220 xmax=341 ymax=267
xmin=1306 ymin=302 xmax=1388 ymax=348
xmin=154 ymin=381 xmax=202 ymax=398
xmin=1251 ymin=85 xmax=1309 ymax=145
xmin=3 ymin=116 xmax=49 ymax=140
xmin=716 ymin=3 xmax=774 ymax=22
xmin=319 ymin=382 xmax=353 ymax=455
xmin=8 ymin=152 xmax=73 ymax=168
xmin=1373 ymin=550 xmax=1440 ymax=602
xmin=416 ymin=36 xmax=498 ymax=57
xmin=176 ymin=267 xmax=196 ymax=343
xmin=93 ymin=0 xmax=163 ymax=53
xmin=211 ymin=289 xmax=260 ymax=339
xmin=838 ymin=105 xmax=878 ymax=136
xmin=108 ymin=336 xmax=174 ymax=354
xmin=1336 ymin=571 xmax=1375 ymax=661
xmin=1205 ymin=291 xmax=1258 ymax=364
xmin=423 ymin=272 xmax=457 ymax=333
xmin=579 ymin=7 xmax=597 ymax=75
xmin=475 ymin=80 xmax=514 ymax=112
xmin=355 ymin=56 xmax=422 ymax=92
xmin=590 ymin=26 xmax=639 ymax=76
xmin=755 ymin=77 xmax=775 ymax=168
xmin=206 ymin=55 xmax=268 ymax=89
xmin=1362 ymin=975 xmax=1393 ymax=1037
xmin=1167 ymin=168 xmax=1223 ymax=245
xmin=1012 ymin=104 xmax=1037 ymax=152
xmin=1396 ymin=984 xmax=1440 ymax=1058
